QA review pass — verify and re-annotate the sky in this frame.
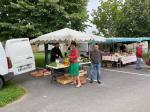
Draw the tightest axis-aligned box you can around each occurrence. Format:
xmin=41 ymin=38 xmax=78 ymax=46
xmin=85 ymin=0 xmax=100 ymax=34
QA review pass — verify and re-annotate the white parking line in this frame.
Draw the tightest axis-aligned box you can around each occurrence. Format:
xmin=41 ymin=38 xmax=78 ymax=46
xmin=102 ymin=68 xmax=150 ymax=77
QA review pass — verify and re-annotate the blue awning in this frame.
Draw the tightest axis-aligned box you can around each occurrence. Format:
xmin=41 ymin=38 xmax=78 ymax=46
xmin=105 ymin=37 xmax=150 ymax=43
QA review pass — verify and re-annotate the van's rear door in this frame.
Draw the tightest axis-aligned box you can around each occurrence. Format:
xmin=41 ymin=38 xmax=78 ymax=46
xmin=5 ymin=38 xmax=35 ymax=75
xmin=0 ymin=42 xmax=8 ymax=75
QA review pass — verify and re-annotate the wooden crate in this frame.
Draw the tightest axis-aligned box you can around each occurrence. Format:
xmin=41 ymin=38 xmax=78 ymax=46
xmin=82 ymin=66 xmax=89 ymax=71
xmin=56 ymin=75 xmax=73 ymax=85
xmin=44 ymin=71 xmax=51 ymax=76
xmin=31 ymin=71 xmax=44 ymax=77
xmin=31 ymin=69 xmax=50 ymax=77
xmin=106 ymin=62 xmax=113 ymax=68
xmin=79 ymin=70 xmax=87 ymax=77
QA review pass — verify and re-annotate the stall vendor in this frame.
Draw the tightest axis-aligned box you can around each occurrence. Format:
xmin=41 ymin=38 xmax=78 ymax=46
xmin=50 ymin=42 xmax=63 ymax=62
xmin=120 ymin=44 xmax=126 ymax=52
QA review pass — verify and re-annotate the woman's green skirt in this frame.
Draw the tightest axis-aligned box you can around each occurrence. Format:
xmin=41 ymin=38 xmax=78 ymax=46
xmin=69 ymin=62 xmax=79 ymax=76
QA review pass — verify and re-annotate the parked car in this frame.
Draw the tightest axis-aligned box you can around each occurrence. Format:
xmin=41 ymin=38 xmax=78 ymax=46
xmin=0 ymin=38 xmax=35 ymax=88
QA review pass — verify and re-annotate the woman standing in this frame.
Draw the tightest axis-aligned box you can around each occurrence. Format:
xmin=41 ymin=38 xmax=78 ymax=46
xmin=69 ymin=41 xmax=81 ymax=88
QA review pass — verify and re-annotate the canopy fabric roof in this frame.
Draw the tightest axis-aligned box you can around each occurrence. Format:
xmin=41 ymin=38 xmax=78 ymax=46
xmin=91 ymin=35 xmax=106 ymax=42
xmin=105 ymin=37 xmax=150 ymax=43
xmin=30 ymin=28 xmax=106 ymax=44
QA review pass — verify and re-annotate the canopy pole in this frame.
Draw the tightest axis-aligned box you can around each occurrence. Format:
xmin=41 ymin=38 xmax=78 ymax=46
xmin=148 ymin=41 xmax=150 ymax=51
xmin=113 ymin=43 xmax=115 ymax=52
xmin=44 ymin=43 xmax=49 ymax=65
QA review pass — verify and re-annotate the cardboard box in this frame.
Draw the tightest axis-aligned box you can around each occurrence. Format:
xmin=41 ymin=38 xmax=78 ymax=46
xmin=56 ymin=75 xmax=73 ymax=85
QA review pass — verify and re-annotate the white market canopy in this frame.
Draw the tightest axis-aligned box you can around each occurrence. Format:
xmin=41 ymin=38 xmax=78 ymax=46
xmin=30 ymin=28 xmax=106 ymax=44
xmin=90 ymin=34 xmax=106 ymax=42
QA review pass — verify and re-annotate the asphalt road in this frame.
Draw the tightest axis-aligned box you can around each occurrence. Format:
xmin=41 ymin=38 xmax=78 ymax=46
xmin=1 ymin=66 xmax=150 ymax=112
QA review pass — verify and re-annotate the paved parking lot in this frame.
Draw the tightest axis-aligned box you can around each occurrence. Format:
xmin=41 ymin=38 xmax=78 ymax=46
xmin=1 ymin=66 xmax=150 ymax=112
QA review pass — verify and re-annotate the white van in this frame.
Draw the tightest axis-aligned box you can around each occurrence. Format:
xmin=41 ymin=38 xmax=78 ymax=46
xmin=0 ymin=38 xmax=35 ymax=88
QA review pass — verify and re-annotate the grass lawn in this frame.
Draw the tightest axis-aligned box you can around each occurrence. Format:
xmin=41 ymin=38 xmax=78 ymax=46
xmin=0 ymin=82 xmax=26 ymax=107
xmin=0 ymin=52 xmax=44 ymax=107
xmin=34 ymin=52 xmax=45 ymax=67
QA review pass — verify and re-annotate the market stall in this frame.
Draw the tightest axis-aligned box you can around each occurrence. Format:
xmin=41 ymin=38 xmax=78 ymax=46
xmin=31 ymin=28 xmax=106 ymax=64
xmin=31 ymin=28 xmax=106 ymax=84
xmin=102 ymin=52 xmax=136 ymax=67
xmin=101 ymin=37 xmax=150 ymax=67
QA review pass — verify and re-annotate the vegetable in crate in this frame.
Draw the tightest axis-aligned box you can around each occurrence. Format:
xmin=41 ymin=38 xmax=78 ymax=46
xmin=49 ymin=62 xmax=57 ymax=67
xmin=81 ymin=57 xmax=89 ymax=62
xmin=64 ymin=58 xmax=69 ymax=66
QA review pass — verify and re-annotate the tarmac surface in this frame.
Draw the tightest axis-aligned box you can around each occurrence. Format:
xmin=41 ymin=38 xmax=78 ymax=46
xmin=1 ymin=65 xmax=150 ymax=112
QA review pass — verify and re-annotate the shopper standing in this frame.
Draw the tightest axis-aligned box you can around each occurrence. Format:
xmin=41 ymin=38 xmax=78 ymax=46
xmin=69 ymin=41 xmax=81 ymax=88
xmin=136 ymin=43 xmax=143 ymax=69
xmin=89 ymin=45 xmax=102 ymax=84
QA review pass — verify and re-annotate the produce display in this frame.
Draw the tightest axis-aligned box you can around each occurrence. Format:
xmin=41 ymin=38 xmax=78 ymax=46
xmin=48 ymin=62 xmax=69 ymax=68
xmin=49 ymin=62 xmax=57 ymax=67
xmin=63 ymin=58 xmax=69 ymax=66
xmin=48 ymin=53 xmax=90 ymax=69
xmin=102 ymin=52 xmax=136 ymax=65
xmin=80 ymin=57 xmax=89 ymax=62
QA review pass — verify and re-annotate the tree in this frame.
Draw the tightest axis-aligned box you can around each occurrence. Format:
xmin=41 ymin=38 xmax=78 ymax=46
xmin=92 ymin=0 xmax=150 ymax=37
xmin=123 ymin=0 xmax=150 ymax=37
xmin=0 ymin=0 xmax=88 ymax=41
xmin=92 ymin=0 xmax=125 ymax=37
xmin=60 ymin=0 xmax=88 ymax=31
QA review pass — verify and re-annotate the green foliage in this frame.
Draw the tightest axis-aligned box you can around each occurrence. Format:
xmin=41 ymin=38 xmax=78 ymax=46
xmin=34 ymin=52 xmax=45 ymax=67
xmin=92 ymin=0 xmax=150 ymax=37
xmin=92 ymin=0 xmax=125 ymax=37
xmin=124 ymin=0 xmax=150 ymax=37
xmin=0 ymin=0 xmax=88 ymax=41
xmin=0 ymin=82 xmax=25 ymax=107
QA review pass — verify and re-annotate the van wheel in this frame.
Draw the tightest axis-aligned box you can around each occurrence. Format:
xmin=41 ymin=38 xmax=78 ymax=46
xmin=0 ymin=77 xmax=4 ymax=89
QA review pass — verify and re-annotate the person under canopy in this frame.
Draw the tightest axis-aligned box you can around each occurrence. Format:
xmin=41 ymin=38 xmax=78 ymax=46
xmin=50 ymin=42 xmax=63 ymax=62
xmin=120 ymin=44 xmax=127 ymax=52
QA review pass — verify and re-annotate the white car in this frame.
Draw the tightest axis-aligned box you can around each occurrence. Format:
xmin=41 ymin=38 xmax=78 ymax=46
xmin=0 ymin=38 xmax=36 ymax=88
